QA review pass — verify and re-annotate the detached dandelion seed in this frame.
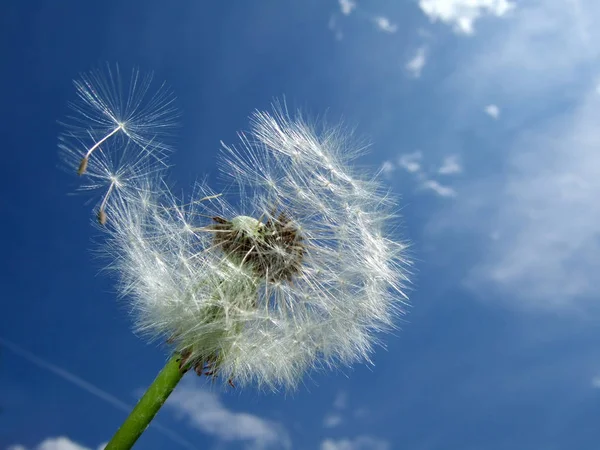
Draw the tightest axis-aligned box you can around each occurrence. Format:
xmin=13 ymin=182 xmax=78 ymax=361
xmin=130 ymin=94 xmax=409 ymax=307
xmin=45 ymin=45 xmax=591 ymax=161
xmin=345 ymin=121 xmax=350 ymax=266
xmin=60 ymin=62 xmax=178 ymax=177
xmin=59 ymin=64 xmax=177 ymax=226
xmin=60 ymin=67 xmax=412 ymax=449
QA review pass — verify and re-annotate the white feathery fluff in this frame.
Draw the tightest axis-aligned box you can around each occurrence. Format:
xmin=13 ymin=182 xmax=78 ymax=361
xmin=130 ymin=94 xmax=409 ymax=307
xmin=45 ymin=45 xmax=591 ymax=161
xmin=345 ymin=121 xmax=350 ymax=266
xmin=60 ymin=65 xmax=411 ymax=391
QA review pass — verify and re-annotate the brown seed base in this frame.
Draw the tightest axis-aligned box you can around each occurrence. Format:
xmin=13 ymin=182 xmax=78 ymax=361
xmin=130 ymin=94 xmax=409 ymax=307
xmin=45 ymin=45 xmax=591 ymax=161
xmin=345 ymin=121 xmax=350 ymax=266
xmin=210 ymin=213 xmax=305 ymax=282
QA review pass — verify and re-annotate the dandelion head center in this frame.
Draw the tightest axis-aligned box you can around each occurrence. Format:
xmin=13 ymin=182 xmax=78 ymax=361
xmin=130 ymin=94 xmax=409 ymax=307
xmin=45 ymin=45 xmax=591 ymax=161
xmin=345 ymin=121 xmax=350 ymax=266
xmin=211 ymin=212 xmax=305 ymax=282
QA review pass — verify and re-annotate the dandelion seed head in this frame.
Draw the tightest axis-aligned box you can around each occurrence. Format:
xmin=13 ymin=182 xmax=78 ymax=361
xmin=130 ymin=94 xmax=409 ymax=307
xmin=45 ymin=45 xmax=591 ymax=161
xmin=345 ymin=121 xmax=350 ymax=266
xmin=61 ymin=68 xmax=411 ymax=391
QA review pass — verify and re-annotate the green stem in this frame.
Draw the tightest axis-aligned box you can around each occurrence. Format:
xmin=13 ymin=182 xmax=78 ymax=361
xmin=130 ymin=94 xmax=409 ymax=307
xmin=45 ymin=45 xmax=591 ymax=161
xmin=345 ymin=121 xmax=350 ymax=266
xmin=105 ymin=354 xmax=188 ymax=450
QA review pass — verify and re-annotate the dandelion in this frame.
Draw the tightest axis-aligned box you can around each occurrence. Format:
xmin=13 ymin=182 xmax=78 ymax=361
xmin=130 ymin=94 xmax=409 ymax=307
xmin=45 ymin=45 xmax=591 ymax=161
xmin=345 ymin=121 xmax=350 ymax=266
xmin=61 ymin=68 xmax=411 ymax=449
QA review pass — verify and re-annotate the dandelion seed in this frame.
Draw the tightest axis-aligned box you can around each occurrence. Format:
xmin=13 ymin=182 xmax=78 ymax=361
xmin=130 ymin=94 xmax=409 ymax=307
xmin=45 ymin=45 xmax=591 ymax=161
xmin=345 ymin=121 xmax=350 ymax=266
xmin=60 ymin=62 xmax=178 ymax=178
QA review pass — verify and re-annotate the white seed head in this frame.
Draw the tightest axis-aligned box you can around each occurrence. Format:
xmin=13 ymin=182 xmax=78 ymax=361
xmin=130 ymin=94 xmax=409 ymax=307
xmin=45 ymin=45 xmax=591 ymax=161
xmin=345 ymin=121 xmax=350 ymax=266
xmin=61 ymin=73 xmax=411 ymax=391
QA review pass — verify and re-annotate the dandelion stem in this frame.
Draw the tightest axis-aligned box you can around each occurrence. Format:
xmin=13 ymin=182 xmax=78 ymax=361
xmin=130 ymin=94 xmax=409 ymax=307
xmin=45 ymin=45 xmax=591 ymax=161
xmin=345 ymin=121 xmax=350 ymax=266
xmin=104 ymin=353 xmax=188 ymax=450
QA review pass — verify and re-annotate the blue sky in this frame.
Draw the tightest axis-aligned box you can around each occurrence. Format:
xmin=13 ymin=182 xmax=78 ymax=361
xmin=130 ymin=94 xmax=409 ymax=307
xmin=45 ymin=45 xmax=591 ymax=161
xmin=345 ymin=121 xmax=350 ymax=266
xmin=2 ymin=0 xmax=600 ymax=449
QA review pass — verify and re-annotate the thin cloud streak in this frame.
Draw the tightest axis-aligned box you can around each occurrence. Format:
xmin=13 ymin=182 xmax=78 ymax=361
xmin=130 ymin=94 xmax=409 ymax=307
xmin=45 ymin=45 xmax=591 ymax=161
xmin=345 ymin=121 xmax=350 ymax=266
xmin=0 ymin=336 xmax=198 ymax=450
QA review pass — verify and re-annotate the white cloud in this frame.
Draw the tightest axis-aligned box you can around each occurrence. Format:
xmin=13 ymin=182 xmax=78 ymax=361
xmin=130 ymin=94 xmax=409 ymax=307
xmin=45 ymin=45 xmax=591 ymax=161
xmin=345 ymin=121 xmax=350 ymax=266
xmin=373 ymin=16 xmax=397 ymax=33
xmin=388 ymin=152 xmax=458 ymax=198
xmin=592 ymin=375 xmax=600 ymax=388
xmin=9 ymin=437 xmax=97 ymax=450
xmin=322 ymin=390 xmax=347 ymax=428
xmin=422 ymin=179 xmax=457 ymax=198
xmin=430 ymin=0 xmax=600 ymax=309
xmin=353 ymin=408 xmax=369 ymax=419
xmin=419 ymin=0 xmax=515 ymax=34
xmin=465 ymin=87 xmax=600 ymax=308
xmin=484 ymin=104 xmax=500 ymax=119
xmin=398 ymin=151 xmax=422 ymax=173
xmin=328 ymin=16 xmax=344 ymax=41
xmin=339 ymin=0 xmax=356 ymax=15
xmin=438 ymin=155 xmax=462 ymax=175
xmin=165 ymin=379 xmax=291 ymax=449
xmin=406 ymin=47 xmax=427 ymax=78
xmin=321 ymin=436 xmax=390 ymax=450
xmin=380 ymin=160 xmax=395 ymax=175
xmin=333 ymin=391 xmax=348 ymax=410
xmin=323 ymin=413 xmax=343 ymax=428
xmin=455 ymin=0 xmax=599 ymax=100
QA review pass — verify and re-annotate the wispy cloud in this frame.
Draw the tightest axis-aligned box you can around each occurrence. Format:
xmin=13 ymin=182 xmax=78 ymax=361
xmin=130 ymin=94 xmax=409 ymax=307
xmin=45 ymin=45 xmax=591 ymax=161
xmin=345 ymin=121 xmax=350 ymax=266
xmin=422 ymin=179 xmax=457 ymax=198
xmin=381 ymin=151 xmax=460 ymax=198
xmin=165 ymin=378 xmax=291 ymax=449
xmin=484 ymin=104 xmax=500 ymax=119
xmin=323 ymin=413 xmax=343 ymax=428
xmin=328 ymin=15 xmax=344 ymax=41
xmin=338 ymin=0 xmax=356 ymax=16
xmin=321 ymin=436 xmax=390 ymax=450
xmin=406 ymin=47 xmax=427 ymax=78
xmin=333 ymin=391 xmax=348 ymax=410
xmin=438 ymin=155 xmax=462 ymax=175
xmin=429 ymin=0 xmax=600 ymax=310
xmin=373 ymin=16 xmax=397 ymax=33
xmin=465 ymin=87 xmax=600 ymax=308
xmin=331 ymin=4 xmax=399 ymax=39
xmin=458 ymin=1 xmax=598 ymax=100
xmin=398 ymin=151 xmax=423 ymax=173
xmin=322 ymin=390 xmax=348 ymax=428
xmin=419 ymin=0 xmax=515 ymax=34
xmin=353 ymin=408 xmax=369 ymax=419
xmin=380 ymin=160 xmax=395 ymax=175
xmin=8 ymin=437 xmax=105 ymax=450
